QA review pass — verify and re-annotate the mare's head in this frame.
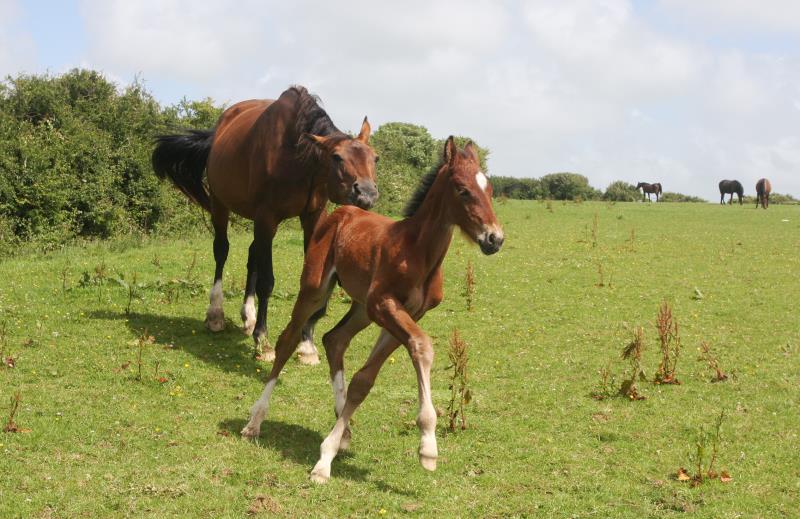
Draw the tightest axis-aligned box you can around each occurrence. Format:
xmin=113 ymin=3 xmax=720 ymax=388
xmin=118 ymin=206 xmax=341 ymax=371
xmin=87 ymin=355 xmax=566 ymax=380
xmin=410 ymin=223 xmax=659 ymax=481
xmin=305 ymin=118 xmax=379 ymax=209
xmin=442 ymin=137 xmax=504 ymax=255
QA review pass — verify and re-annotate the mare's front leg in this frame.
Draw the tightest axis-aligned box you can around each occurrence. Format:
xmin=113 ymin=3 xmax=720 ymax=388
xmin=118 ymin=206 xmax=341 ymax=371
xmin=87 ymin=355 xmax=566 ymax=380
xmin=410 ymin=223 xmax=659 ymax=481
xmin=205 ymin=200 xmax=229 ymax=332
xmin=310 ymin=329 xmax=400 ymax=483
xmin=252 ymin=218 xmax=277 ymax=361
xmin=297 ymin=209 xmax=327 ymax=365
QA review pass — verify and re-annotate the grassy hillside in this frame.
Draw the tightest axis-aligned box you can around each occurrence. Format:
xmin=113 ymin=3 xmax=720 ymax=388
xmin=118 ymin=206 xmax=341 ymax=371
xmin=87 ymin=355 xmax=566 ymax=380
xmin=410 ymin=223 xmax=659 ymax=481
xmin=1 ymin=201 xmax=798 ymax=517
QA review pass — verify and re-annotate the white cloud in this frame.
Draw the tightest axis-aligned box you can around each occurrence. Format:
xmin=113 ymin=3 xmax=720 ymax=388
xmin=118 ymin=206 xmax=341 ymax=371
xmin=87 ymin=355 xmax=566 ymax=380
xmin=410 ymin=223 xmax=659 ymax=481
xmin=0 ymin=0 xmax=36 ymax=77
xmin=51 ymin=1 xmax=800 ymax=199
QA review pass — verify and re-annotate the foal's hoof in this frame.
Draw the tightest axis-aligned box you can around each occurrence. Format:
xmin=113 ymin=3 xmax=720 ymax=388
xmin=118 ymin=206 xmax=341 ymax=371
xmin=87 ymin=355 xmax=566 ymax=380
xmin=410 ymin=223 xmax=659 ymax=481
xmin=419 ymin=454 xmax=437 ymax=472
xmin=240 ymin=423 xmax=261 ymax=438
xmin=309 ymin=469 xmax=330 ymax=484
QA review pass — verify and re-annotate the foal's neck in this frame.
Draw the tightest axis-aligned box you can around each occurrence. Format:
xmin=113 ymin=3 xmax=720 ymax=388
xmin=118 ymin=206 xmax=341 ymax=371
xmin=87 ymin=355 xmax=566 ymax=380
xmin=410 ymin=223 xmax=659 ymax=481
xmin=405 ymin=173 xmax=456 ymax=268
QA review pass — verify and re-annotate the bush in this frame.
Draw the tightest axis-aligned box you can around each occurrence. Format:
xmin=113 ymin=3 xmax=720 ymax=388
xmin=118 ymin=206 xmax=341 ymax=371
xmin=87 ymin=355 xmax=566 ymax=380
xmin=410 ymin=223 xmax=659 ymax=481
xmin=540 ymin=172 xmax=601 ymax=201
xmin=660 ymin=192 xmax=707 ymax=203
xmin=603 ymin=181 xmax=640 ymax=202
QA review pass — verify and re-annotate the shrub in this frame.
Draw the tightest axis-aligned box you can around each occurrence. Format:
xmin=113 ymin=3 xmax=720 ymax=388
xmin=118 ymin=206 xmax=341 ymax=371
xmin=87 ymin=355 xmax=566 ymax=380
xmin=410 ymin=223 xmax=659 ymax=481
xmin=603 ymin=181 xmax=640 ymax=202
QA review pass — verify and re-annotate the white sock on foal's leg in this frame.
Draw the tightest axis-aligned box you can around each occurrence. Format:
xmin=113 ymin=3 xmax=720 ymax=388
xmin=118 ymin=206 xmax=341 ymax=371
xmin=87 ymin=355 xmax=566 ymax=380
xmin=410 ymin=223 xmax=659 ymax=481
xmin=331 ymin=370 xmax=351 ymax=450
xmin=205 ymin=280 xmax=225 ymax=332
xmin=241 ymin=378 xmax=277 ymax=438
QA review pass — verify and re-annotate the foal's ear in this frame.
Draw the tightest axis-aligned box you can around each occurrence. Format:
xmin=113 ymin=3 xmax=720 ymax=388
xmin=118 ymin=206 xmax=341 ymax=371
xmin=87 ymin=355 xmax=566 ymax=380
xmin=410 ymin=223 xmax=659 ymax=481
xmin=356 ymin=116 xmax=371 ymax=144
xmin=464 ymin=141 xmax=479 ymax=161
xmin=443 ymin=136 xmax=457 ymax=165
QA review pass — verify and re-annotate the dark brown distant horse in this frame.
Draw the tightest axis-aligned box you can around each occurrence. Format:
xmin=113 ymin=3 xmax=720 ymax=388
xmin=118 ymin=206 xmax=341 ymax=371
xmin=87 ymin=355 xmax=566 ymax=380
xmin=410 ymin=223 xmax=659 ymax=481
xmin=240 ymin=138 xmax=504 ymax=483
xmin=719 ymin=179 xmax=743 ymax=205
xmin=636 ymin=182 xmax=662 ymax=202
xmin=755 ymin=178 xmax=772 ymax=209
xmin=153 ymin=86 xmax=378 ymax=361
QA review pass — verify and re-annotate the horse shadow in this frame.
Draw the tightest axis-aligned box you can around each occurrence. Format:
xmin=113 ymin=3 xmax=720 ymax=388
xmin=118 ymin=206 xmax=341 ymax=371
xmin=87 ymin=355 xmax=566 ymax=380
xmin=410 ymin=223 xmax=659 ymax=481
xmin=88 ymin=309 xmax=265 ymax=379
xmin=219 ymin=418 xmax=378 ymax=484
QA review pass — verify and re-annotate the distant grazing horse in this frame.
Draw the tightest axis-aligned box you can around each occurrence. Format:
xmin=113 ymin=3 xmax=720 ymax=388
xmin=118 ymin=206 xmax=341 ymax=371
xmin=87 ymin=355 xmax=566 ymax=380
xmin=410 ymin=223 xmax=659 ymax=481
xmin=153 ymin=86 xmax=378 ymax=361
xmin=240 ymin=138 xmax=504 ymax=483
xmin=636 ymin=182 xmax=662 ymax=202
xmin=755 ymin=178 xmax=772 ymax=209
xmin=719 ymin=180 xmax=744 ymax=205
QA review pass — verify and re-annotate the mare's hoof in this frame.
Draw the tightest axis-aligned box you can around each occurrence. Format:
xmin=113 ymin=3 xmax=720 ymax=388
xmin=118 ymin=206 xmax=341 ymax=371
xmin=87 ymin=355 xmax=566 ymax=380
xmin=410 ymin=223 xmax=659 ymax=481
xmin=419 ymin=454 xmax=437 ymax=471
xmin=205 ymin=309 xmax=225 ymax=332
xmin=255 ymin=348 xmax=275 ymax=363
xmin=297 ymin=352 xmax=320 ymax=366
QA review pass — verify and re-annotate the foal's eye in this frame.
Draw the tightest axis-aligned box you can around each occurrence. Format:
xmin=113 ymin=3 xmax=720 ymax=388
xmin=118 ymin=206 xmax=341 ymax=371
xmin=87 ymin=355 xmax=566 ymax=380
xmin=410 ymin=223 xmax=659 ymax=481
xmin=458 ymin=188 xmax=472 ymax=199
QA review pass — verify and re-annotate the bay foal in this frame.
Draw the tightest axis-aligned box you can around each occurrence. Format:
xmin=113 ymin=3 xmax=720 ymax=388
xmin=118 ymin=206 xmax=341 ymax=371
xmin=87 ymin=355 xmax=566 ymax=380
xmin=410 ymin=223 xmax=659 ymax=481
xmin=241 ymin=137 xmax=504 ymax=483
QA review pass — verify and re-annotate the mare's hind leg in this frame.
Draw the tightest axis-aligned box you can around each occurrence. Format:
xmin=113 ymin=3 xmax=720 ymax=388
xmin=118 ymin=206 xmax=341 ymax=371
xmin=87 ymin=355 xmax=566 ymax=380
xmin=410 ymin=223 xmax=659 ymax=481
xmin=321 ymin=303 xmax=371 ymax=450
xmin=205 ymin=200 xmax=230 ymax=332
xmin=241 ymin=265 xmax=337 ymax=437
xmin=240 ymin=240 xmax=257 ymax=335
xmin=252 ymin=218 xmax=277 ymax=361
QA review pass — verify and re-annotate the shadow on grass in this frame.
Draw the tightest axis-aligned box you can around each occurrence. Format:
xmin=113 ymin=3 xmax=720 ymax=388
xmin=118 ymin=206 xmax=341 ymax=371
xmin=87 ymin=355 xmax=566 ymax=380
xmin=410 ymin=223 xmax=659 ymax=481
xmin=219 ymin=418 xmax=373 ymax=483
xmin=88 ymin=309 xmax=266 ymax=379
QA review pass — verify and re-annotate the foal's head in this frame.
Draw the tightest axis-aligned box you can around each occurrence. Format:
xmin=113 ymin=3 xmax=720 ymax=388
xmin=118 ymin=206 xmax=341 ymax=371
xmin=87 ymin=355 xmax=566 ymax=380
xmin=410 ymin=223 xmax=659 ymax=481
xmin=306 ymin=118 xmax=379 ymax=209
xmin=443 ymin=137 xmax=504 ymax=255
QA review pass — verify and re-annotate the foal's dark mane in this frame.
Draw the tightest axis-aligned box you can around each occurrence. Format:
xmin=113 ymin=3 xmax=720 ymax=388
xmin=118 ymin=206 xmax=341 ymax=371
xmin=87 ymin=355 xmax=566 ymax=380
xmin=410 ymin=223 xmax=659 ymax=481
xmin=403 ymin=158 xmax=447 ymax=218
xmin=291 ymin=85 xmax=348 ymax=163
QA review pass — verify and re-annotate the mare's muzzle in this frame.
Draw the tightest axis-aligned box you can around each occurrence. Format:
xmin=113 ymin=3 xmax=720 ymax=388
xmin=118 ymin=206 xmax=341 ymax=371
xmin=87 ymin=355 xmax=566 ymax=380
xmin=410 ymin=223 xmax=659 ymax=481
xmin=350 ymin=180 xmax=379 ymax=210
xmin=477 ymin=227 xmax=504 ymax=255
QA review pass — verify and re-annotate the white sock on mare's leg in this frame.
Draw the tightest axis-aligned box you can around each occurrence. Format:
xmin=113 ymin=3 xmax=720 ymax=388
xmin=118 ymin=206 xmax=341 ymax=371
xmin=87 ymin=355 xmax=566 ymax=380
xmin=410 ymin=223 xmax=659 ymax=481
xmin=241 ymin=295 xmax=256 ymax=335
xmin=205 ymin=280 xmax=225 ymax=332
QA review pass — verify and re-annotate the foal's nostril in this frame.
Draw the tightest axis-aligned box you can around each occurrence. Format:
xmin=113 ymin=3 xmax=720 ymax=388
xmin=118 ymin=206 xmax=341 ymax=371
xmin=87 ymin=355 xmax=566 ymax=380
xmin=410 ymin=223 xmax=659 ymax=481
xmin=487 ymin=233 xmax=497 ymax=245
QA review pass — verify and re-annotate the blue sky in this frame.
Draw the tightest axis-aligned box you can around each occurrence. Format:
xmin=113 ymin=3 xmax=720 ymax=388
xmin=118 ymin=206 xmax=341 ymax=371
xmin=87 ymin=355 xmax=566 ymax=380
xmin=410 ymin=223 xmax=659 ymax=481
xmin=2 ymin=0 xmax=799 ymax=200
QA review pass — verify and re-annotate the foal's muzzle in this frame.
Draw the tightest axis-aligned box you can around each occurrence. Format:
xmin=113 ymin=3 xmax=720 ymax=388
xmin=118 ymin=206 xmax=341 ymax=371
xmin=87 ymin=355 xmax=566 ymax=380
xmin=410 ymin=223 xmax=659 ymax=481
xmin=477 ymin=226 xmax=504 ymax=255
xmin=350 ymin=180 xmax=379 ymax=210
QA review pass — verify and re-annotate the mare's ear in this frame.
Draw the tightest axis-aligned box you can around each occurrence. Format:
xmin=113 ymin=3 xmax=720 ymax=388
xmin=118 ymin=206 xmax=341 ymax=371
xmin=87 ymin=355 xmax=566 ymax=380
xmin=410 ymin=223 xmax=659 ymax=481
xmin=356 ymin=116 xmax=371 ymax=144
xmin=303 ymin=133 xmax=329 ymax=148
xmin=464 ymin=141 xmax=479 ymax=162
xmin=443 ymin=136 xmax=458 ymax=166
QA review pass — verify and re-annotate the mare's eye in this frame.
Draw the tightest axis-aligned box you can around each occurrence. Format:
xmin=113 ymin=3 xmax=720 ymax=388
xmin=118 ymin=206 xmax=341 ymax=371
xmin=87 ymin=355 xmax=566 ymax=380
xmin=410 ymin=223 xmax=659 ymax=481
xmin=332 ymin=154 xmax=343 ymax=163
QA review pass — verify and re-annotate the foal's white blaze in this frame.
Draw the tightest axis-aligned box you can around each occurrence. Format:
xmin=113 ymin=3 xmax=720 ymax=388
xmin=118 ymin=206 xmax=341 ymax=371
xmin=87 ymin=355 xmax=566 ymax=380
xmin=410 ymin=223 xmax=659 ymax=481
xmin=476 ymin=171 xmax=488 ymax=191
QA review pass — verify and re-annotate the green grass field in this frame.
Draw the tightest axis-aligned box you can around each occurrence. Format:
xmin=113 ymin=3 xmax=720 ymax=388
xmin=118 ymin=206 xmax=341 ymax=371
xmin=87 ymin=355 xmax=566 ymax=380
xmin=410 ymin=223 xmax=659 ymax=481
xmin=1 ymin=201 xmax=799 ymax=518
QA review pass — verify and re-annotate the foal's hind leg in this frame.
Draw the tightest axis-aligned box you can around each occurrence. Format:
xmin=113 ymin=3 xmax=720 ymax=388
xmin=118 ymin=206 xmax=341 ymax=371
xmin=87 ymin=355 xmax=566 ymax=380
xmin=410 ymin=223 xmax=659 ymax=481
xmin=321 ymin=303 xmax=371 ymax=449
xmin=241 ymin=262 xmax=337 ymax=437
xmin=205 ymin=200 xmax=230 ymax=332
xmin=240 ymin=240 xmax=257 ymax=335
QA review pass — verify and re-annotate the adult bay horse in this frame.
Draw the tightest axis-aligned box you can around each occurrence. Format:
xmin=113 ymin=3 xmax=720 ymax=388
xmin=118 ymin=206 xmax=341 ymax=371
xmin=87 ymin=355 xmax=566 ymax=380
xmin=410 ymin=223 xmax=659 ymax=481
xmin=719 ymin=179 xmax=744 ymax=205
xmin=240 ymin=137 xmax=504 ymax=483
xmin=755 ymin=178 xmax=772 ymax=209
xmin=152 ymin=86 xmax=379 ymax=361
xmin=636 ymin=182 xmax=662 ymax=202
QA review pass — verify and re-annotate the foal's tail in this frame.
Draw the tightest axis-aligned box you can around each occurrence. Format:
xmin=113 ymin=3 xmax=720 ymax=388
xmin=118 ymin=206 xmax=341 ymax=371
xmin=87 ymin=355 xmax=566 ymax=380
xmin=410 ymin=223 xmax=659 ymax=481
xmin=152 ymin=129 xmax=215 ymax=212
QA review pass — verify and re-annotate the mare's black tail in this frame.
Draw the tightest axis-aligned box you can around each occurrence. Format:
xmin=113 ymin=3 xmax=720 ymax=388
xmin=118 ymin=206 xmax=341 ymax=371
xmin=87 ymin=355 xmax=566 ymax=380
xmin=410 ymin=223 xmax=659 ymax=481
xmin=152 ymin=129 xmax=215 ymax=212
